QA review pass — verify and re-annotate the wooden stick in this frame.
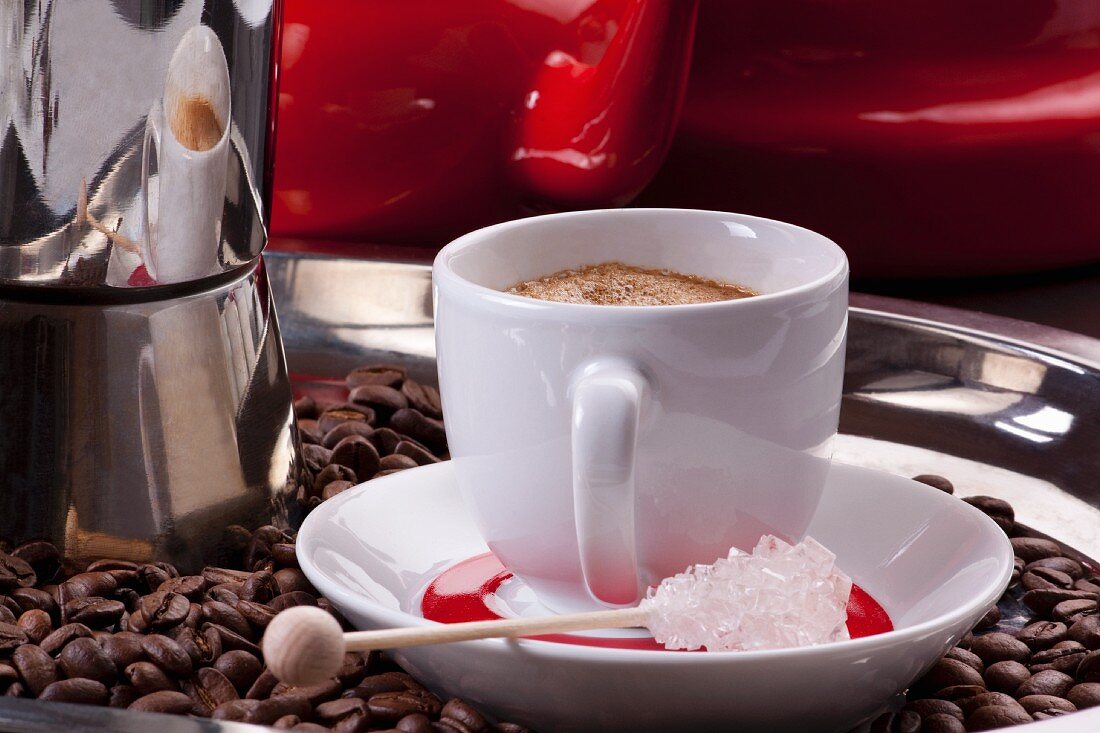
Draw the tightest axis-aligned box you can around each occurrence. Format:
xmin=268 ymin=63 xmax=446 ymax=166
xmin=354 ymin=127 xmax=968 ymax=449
xmin=264 ymin=605 xmax=651 ymax=686
xmin=344 ymin=605 xmax=649 ymax=652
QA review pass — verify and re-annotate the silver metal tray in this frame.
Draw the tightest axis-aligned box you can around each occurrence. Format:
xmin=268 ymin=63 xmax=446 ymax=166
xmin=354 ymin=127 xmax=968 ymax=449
xmin=2 ymin=252 xmax=1097 ymax=732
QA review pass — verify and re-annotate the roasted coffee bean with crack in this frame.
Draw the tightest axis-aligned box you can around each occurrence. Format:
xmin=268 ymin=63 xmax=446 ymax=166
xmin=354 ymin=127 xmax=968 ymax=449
xmin=1017 ymin=621 xmax=1068 ymax=651
xmin=0 ymin=623 xmax=28 ymax=653
xmin=99 ymin=631 xmax=146 ymax=671
xmin=64 ymin=597 xmax=125 ymax=629
xmin=969 ymin=633 xmax=1030 ymax=666
xmin=140 ymin=634 xmax=193 ymax=677
xmin=0 ymin=552 xmax=37 ymax=591
xmin=124 ymin=661 xmax=176 ymax=695
xmin=40 ymin=623 xmax=91 ymax=656
xmin=1028 ymin=645 xmax=1087 ymax=674
xmin=214 ymin=649 xmax=262 ymax=696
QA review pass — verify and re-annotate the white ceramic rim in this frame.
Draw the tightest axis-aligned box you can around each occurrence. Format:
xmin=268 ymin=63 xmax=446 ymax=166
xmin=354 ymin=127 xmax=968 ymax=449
xmin=297 ymin=463 xmax=1015 ymax=666
xmin=432 ymin=208 xmax=850 ymax=315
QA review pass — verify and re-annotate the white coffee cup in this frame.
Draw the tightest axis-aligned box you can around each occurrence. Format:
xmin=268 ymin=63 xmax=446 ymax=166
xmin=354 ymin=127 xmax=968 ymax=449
xmin=141 ymin=25 xmax=231 ymax=284
xmin=433 ymin=209 xmax=849 ymax=614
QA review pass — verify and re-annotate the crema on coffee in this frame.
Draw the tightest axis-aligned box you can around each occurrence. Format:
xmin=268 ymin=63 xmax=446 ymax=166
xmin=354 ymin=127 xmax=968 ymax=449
xmin=506 ymin=262 xmax=757 ymax=306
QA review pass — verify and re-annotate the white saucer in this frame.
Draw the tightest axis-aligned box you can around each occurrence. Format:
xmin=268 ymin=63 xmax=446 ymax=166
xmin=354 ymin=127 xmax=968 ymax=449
xmin=297 ymin=462 xmax=1013 ymax=733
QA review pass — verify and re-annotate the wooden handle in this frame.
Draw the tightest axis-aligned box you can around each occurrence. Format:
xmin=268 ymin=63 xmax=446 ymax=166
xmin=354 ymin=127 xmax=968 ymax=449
xmin=342 ymin=606 xmax=649 ymax=652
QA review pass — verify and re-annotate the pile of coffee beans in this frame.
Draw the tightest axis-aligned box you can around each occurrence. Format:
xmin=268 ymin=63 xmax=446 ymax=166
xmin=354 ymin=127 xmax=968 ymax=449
xmin=3 ymin=363 xmax=1098 ymax=731
xmin=0 ymin=365 xmax=528 ymax=732
xmin=862 ymin=475 xmax=1100 ymax=732
xmin=293 ymin=365 xmax=447 ymax=513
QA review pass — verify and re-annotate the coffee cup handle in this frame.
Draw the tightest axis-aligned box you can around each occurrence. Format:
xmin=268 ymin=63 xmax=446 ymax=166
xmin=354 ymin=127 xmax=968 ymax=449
xmin=572 ymin=361 xmax=648 ymax=606
xmin=140 ymin=101 xmax=163 ymax=281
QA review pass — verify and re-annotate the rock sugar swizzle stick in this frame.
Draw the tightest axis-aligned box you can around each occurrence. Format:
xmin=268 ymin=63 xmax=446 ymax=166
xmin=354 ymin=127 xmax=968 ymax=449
xmin=264 ymin=537 xmax=853 ymax=686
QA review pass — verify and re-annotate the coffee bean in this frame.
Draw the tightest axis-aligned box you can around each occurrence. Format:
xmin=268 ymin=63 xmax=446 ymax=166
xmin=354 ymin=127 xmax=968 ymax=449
xmin=1028 ymin=557 xmax=1084 ymax=580
xmin=1054 ymin=599 xmax=1097 ymax=625
xmin=1024 ymin=589 xmax=1096 ymax=617
xmin=921 ymin=713 xmax=964 ymax=733
xmin=239 ymin=571 xmax=279 ymax=605
xmin=1018 ymin=621 xmax=1068 ymax=651
xmin=1078 ymin=577 xmax=1100 ymax=594
xmin=1018 ymin=669 xmax=1075 ymax=698
xmin=965 ymin=704 xmax=1033 ymax=730
xmin=12 ymin=644 xmax=58 ymax=695
xmin=0 ymin=552 xmax=37 ymax=591
xmin=183 ymin=666 xmax=239 ymax=714
xmin=336 ymin=653 xmax=368 ymax=688
xmin=441 ymin=698 xmax=489 ymax=732
xmin=212 ymin=698 xmax=258 ymax=721
xmin=317 ymin=697 xmax=369 ymax=723
xmin=139 ymin=590 xmax=190 ymax=629
xmin=1011 ymin=537 xmax=1063 ymax=563
xmin=351 ymin=384 xmax=409 ymax=414
xmin=202 ymin=600 xmax=253 ymax=640
xmin=0 ymin=661 xmax=16 ymax=686
xmin=234 ymin=600 xmax=275 ymax=630
xmin=983 ymin=661 xmax=1030 ymax=693
xmin=100 ymin=631 xmax=146 ymax=671
xmin=298 ymin=420 xmax=323 ymax=445
xmin=130 ymin=689 xmax=196 ymax=714
xmin=392 ymin=713 xmax=433 ymax=733
xmin=347 ymin=365 xmax=406 ymax=389
xmin=1067 ymin=614 xmax=1100 ymax=649
xmin=17 ymin=610 xmax=53 ymax=644
xmin=322 ymin=481 xmax=356 ymax=500
xmin=1068 ymin=682 xmax=1100 ymax=709
xmin=944 ymin=647 xmax=984 ymax=673
xmin=274 ymin=567 xmax=315 ymax=595
xmin=61 ymin=572 xmax=118 ymax=600
xmin=0 ymin=605 xmax=15 ymax=625
xmin=159 ymin=576 xmax=207 ymax=604
xmin=1028 ymin=645 xmax=1086 ymax=674
xmin=271 ymin=591 xmax=318 ymax=613
xmin=912 ymin=474 xmax=954 ymax=494
xmin=10 ymin=542 xmax=61 ymax=584
xmin=11 ymin=588 xmax=59 ymax=620
xmin=140 ymin=634 xmax=193 ymax=677
xmin=172 ymin=625 xmax=223 ymax=667
xmin=294 ymin=394 xmax=318 ymax=419
xmin=903 ymin=698 xmax=964 ymax=722
xmin=331 ymin=435 xmax=381 ymax=481
xmin=39 ymin=678 xmax=108 ymax=705
xmin=391 ymin=440 xmax=437 ymax=462
xmin=368 ymin=428 xmax=403 ymax=455
xmin=40 ymin=623 xmax=92 ymax=656
xmin=64 ymin=597 xmax=125 ymax=629
xmin=4 ymin=681 xmax=25 ymax=697
xmin=975 ymin=606 xmax=1000 ymax=631
xmin=345 ymin=672 xmax=420 ymax=700
xmin=380 ymin=454 xmax=419 ymax=471
xmin=109 ymin=683 xmax=139 ymax=708
xmin=1024 ymin=567 xmax=1075 ymax=591
xmin=319 ymin=407 xmax=374 ymax=435
xmin=244 ymin=693 xmax=311 ymax=725
xmin=368 ymin=690 xmax=444 ymax=723
xmin=302 ymin=443 xmax=334 ymax=475
xmin=203 ymin=567 xmax=253 ymax=586
xmin=0 ymin=622 xmax=28 ymax=653
xmin=933 ymin=684 xmax=987 ymax=702
xmin=957 ymin=691 xmax=1024 ymax=718
xmin=314 ymin=463 xmax=357 ymax=495
xmin=215 ymin=650 xmax=263 ymax=696
xmin=207 ymin=584 xmax=243 ymax=606
xmin=969 ymin=633 xmax=1030 ymax=665
xmin=401 ymin=381 xmax=442 ymax=419
xmin=205 ymin=622 xmax=261 ymax=656
xmin=1018 ymin=694 xmax=1076 ymax=715
xmin=58 ymin=637 xmax=116 ymax=685
xmin=1077 ymin=649 xmax=1100 ymax=683
xmin=124 ymin=661 xmax=176 ymax=695
xmin=390 ymin=409 xmax=447 ymax=451
xmin=961 ymin=497 xmax=1014 ymax=533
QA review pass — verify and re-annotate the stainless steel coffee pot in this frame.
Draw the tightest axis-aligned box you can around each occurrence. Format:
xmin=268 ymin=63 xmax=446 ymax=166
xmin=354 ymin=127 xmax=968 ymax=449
xmin=0 ymin=0 xmax=302 ymax=571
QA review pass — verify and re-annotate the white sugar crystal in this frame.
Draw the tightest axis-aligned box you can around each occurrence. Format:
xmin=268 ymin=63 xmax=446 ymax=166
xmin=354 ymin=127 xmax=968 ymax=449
xmin=642 ymin=536 xmax=852 ymax=652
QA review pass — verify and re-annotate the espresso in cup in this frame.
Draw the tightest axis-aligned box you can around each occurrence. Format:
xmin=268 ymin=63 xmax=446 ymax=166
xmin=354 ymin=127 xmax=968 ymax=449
xmin=506 ymin=262 xmax=757 ymax=306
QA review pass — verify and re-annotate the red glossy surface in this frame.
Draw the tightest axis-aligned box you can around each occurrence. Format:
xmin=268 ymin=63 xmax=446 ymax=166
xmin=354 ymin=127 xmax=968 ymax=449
xmin=422 ymin=552 xmax=892 ymax=651
xmin=273 ymin=2 xmax=1100 ymax=277
xmin=639 ymin=0 xmax=1100 ymax=277
xmin=272 ymin=0 xmax=697 ymax=243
